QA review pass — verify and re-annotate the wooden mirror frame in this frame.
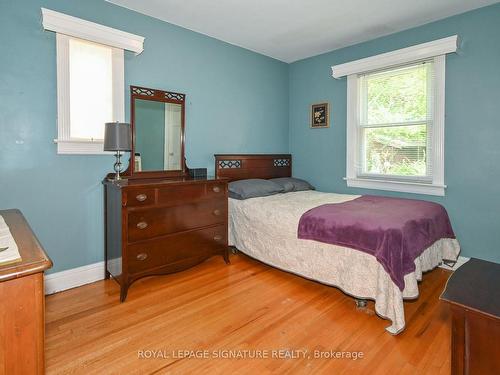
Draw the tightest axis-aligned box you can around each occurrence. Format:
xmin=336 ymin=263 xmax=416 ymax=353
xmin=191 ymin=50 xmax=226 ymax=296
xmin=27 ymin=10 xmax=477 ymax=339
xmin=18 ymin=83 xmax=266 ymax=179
xmin=125 ymin=85 xmax=186 ymax=179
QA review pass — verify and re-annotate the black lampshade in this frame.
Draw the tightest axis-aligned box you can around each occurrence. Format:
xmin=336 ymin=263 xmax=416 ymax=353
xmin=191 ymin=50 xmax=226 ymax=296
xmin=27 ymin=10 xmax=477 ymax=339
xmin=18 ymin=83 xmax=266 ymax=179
xmin=103 ymin=122 xmax=132 ymax=151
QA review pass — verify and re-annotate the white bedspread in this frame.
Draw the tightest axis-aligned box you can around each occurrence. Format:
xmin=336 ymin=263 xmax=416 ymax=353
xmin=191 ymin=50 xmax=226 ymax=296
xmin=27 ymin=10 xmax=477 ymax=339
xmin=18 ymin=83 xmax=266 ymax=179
xmin=228 ymin=191 xmax=460 ymax=334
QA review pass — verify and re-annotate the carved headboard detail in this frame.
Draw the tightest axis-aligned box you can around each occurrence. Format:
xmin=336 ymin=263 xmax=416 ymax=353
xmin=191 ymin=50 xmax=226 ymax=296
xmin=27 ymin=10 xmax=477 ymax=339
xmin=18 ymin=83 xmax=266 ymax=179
xmin=214 ymin=154 xmax=292 ymax=181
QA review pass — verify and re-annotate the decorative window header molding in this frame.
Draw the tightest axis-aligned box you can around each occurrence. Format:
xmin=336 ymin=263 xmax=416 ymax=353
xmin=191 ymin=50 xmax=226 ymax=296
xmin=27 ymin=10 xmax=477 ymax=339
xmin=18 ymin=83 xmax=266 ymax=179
xmin=41 ymin=8 xmax=145 ymax=54
xmin=331 ymin=35 xmax=458 ymax=79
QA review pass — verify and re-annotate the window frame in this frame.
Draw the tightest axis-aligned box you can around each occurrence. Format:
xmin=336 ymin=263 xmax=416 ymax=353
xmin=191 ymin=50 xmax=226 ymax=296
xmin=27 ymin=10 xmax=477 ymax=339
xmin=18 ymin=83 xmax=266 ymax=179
xmin=41 ymin=8 xmax=144 ymax=154
xmin=345 ymin=55 xmax=445 ymax=196
xmin=333 ymin=36 xmax=458 ymax=196
xmin=54 ymin=34 xmax=125 ymax=154
xmin=357 ymin=59 xmax=437 ymax=177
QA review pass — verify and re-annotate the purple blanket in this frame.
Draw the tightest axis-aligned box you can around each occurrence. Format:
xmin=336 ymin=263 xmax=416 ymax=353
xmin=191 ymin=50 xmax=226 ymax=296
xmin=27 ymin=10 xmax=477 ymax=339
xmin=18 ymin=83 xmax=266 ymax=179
xmin=297 ymin=195 xmax=455 ymax=290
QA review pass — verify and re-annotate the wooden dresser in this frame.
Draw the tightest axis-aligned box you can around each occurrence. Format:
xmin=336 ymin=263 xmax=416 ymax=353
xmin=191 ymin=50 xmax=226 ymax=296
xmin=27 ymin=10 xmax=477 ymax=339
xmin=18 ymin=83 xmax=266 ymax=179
xmin=0 ymin=209 xmax=52 ymax=375
xmin=104 ymin=176 xmax=229 ymax=301
xmin=440 ymin=258 xmax=500 ymax=375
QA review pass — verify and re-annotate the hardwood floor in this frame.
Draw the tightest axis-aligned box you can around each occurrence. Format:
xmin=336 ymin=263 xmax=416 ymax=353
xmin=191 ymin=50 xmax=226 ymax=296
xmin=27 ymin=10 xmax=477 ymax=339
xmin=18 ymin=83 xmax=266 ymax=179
xmin=45 ymin=254 xmax=452 ymax=374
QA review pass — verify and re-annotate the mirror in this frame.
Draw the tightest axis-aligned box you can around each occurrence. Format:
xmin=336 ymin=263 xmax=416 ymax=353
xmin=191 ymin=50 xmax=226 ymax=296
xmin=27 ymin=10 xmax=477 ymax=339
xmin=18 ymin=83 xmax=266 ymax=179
xmin=129 ymin=86 xmax=186 ymax=178
xmin=134 ymin=100 xmax=182 ymax=171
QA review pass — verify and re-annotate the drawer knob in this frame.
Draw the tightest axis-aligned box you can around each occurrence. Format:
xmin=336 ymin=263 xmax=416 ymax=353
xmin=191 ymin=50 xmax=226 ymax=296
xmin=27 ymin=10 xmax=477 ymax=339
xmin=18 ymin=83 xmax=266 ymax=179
xmin=212 ymin=186 xmax=221 ymax=193
xmin=213 ymin=209 xmax=221 ymax=216
xmin=136 ymin=194 xmax=147 ymax=202
xmin=136 ymin=253 xmax=148 ymax=261
xmin=213 ymin=235 xmax=222 ymax=241
xmin=136 ymin=221 xmax=148 ymax=230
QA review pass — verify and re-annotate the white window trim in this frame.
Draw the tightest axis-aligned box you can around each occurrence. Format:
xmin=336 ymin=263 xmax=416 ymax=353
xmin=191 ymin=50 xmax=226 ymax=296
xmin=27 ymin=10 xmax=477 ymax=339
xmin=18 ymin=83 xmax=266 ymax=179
xmin=54 ymin=34 xmax=124 ymax=155
xmin=331 ymin=35 xmax=458 ymax=79
xmin=335 ymin=37 xmax=458 ymax=196
xmin=41 ymin=8 xmax=144 ymax=54
xmin=42 ymin=8 xmax=144 ymax=155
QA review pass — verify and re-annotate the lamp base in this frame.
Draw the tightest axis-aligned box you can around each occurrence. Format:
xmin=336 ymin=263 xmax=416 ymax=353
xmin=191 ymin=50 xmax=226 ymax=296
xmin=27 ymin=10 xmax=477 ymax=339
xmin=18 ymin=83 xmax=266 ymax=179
xmin=107 ymin=175 xmax=123 ymax=182
xmin=112 ymin=151 xmax=124 ymax=180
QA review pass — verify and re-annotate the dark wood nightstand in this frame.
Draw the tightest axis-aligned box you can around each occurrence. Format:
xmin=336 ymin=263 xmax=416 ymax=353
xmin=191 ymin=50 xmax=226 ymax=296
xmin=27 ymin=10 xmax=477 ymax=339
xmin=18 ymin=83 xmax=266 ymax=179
xmin=440 ymin=258 xmax=500 ymax=375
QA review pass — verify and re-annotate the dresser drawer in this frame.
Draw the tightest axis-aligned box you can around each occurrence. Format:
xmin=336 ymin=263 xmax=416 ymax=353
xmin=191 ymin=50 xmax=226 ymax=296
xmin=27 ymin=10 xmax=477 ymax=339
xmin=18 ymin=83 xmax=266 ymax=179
xmin=206 ymin=181 xmax=226 ymax=199
xmin=125 ymin=188 xmax=156 ymax=207
xmin=127 ymin=225 xmax=226 ymax=274
xmin=156 ymin=182 xmax=227 ymax=206
xmin=157 ymin=184 xmax=206 ymax=206
xmin=127 ymin=199 xmax=227 ymax=243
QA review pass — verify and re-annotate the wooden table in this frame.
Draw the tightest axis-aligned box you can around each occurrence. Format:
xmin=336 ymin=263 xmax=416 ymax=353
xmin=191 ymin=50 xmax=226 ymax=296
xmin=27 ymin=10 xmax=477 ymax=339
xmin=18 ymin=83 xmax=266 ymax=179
xmin=440 ymin=258 xmax=500 ymax=375
xmin=0 ymin=209 xmax=52 ymax=374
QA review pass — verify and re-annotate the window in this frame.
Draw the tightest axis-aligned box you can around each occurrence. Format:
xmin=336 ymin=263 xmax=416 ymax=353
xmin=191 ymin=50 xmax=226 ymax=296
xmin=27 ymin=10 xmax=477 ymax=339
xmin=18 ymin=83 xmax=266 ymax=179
xmin=332 ymin=36 xmax=458 ymax=196
xmin=69 ymin=38 xmax=114 ymax=140
xmin=41 ymin=8 xmax=144 ymax=154
xmin=55 ymin=34 xmax=124 ymax=154
xmin=359 ymin=61 xmax=434 ymax=182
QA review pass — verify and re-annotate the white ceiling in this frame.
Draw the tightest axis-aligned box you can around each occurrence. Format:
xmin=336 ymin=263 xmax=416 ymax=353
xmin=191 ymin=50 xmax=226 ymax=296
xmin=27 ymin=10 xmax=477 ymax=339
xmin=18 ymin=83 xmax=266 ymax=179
xmin=106 ymin=0 xmax=498 ymax=63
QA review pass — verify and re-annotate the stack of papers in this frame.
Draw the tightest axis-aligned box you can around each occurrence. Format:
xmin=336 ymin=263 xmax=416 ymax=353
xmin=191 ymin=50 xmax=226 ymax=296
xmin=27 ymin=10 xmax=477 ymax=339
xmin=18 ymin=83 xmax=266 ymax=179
xmin=0 ymin=215 xmax=21 ymax=266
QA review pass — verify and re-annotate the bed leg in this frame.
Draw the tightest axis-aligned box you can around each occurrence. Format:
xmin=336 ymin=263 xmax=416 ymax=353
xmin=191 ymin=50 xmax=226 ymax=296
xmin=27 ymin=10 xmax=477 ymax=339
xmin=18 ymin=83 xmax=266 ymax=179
xmin=223 ymin=247 xmax=230 ymax=264
xmin=355 ymin=299 xmax=367 ymax=308
xmin=230 ymin=246 xmax=239 ymax=254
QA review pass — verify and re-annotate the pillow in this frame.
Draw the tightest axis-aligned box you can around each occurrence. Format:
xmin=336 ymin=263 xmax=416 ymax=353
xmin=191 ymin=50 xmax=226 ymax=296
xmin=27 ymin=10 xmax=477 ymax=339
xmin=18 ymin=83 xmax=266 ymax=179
xmin=270 ymin=177 xmax=315 ymax=193
xmin=228 ymin=179 xmax=284 ymax=200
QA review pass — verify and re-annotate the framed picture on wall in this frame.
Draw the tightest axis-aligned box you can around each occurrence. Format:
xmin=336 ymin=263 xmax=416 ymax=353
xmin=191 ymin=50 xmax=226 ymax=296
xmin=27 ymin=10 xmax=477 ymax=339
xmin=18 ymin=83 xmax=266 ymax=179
xmin=311 ymin=102 xmax=329 ymax=128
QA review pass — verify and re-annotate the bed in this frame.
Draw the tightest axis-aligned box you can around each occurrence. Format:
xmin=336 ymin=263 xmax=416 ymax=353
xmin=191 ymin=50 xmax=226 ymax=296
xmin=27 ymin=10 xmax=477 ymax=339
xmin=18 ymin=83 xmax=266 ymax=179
xmin=215 ymin=154 xmax=460 ymax=334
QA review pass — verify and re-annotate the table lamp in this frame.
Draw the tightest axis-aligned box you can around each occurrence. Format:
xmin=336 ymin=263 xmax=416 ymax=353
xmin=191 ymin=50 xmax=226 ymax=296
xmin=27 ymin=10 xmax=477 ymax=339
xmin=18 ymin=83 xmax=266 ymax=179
xmin=104 ymin=122 xmax=132 ymax=180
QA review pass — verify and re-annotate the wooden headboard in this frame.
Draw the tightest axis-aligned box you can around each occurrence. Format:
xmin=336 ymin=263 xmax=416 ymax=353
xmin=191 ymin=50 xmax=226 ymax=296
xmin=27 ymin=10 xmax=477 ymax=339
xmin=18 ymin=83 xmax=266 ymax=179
xmin=214 ymin=154 xmax=292 ymax=181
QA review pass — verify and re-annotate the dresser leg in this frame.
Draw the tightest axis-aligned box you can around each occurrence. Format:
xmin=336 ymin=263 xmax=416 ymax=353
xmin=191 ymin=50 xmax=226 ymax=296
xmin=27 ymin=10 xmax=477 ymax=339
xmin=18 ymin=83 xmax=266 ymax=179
xmin=450 ymin=306 xmax=466 ymax=375
xmin=120 ymin=284 xmax=129 ymax=302
xmin=223 ymin=248 xmax=230 ymax=264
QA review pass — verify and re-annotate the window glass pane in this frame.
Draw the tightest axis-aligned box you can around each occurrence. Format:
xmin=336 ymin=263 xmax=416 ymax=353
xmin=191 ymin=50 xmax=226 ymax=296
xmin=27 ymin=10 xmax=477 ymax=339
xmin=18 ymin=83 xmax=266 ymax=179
xmin=362 ymin=124 xmax=428 ymax=177
xmin=364 ymin=63 xmax=429 ymax=125
xmin=69 ymin=38 xmax=113 ymax=140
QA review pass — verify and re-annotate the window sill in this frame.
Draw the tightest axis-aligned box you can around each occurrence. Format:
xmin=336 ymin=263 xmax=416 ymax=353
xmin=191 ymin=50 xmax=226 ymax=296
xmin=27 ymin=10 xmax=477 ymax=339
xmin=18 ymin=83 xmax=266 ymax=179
xmin=344 ymin=177 xmax=446 ymax=196
xmin=54 ymin=139 xmax=112 ymax=155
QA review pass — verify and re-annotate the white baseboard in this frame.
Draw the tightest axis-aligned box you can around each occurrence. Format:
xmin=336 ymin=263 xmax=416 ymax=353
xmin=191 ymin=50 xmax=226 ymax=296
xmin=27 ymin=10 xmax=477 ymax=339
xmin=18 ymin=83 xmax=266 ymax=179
xmin=439 ymin=256 xmax=470 ymax=271
xmin=44 ymin=261 xmax=105 ymax=295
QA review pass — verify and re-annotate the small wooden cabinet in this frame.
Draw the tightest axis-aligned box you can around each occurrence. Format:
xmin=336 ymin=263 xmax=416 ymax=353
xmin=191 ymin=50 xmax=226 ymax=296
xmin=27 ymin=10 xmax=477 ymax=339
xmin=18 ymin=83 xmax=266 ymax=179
xmin=104 ymin=177 xmax=229 ymax=301
xmin=440 ymin=258 xmax=500 ymax=375
xmin=0 ymin=209 xmax=52 ymax=375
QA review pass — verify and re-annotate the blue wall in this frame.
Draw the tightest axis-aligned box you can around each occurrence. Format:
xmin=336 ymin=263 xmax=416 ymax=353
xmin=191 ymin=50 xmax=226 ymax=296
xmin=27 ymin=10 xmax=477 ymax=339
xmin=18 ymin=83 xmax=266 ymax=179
xmin=289 ymin=4 xmax=500 ymax=263
xmin=0 ymin=0 xmax=289 ymax=273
